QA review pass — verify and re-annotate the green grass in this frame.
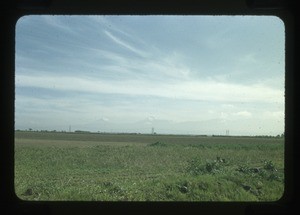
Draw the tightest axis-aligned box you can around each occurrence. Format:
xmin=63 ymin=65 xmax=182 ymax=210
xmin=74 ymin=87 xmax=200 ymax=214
xmin=14 ymin=131 xmax=284 ymax=201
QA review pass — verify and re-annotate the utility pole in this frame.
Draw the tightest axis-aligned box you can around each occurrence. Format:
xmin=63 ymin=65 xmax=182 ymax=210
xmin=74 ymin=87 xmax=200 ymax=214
xmin=226 ymin=130 xmax=229 ymax=136
xmin=69 ymin=125 xmax=71 ymax=133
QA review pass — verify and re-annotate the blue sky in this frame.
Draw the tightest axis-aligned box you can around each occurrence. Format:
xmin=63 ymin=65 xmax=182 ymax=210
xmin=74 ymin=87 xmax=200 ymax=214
xmin=15 ymin=15 xmax=285 ymax=135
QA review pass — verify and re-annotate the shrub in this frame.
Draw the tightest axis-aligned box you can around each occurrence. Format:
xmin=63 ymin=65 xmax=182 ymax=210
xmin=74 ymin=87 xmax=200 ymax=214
xmin=187 ymin=157 xmax=226 ymax=175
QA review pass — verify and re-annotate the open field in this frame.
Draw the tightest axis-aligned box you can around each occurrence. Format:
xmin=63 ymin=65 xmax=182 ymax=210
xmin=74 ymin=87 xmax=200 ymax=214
xmin=14 ymin=131 xmax=284 ymax=201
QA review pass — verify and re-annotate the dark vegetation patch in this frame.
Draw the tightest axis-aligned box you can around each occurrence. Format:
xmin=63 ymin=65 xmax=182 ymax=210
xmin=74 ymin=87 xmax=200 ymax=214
xmin=149 ymin=141 xmax=167 ymax=147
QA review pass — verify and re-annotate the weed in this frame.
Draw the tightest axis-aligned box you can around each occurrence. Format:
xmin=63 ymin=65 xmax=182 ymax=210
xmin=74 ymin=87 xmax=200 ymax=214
xmin=186 ymin=158 xmax=203 ymax=175
xmin=236 ymin=165 xmax=261 ymax=174
xmin=263 ymin=160 xmax=277 ymax=172
xmin=205 ymin=160 xmax=222 ymax=173
xmin=187 ymin=157 xmax=227 ymax=175
xmin=176 ymin=180 xmax=190 ymax=193
xmin=236 ymin=160 xmax=282 ymax=183
xmin=268 ymin=173 xmax=281 ymax=181
xmin=149 ymin=141 xmax=167 ymax=147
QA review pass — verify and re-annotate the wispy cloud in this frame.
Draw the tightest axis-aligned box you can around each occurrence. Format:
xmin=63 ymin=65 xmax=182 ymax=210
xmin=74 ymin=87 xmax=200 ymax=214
xmin=16 ymin=73 xmax=284 ymax=104
xmin=104 ymin=30 xmax=148 ymax=57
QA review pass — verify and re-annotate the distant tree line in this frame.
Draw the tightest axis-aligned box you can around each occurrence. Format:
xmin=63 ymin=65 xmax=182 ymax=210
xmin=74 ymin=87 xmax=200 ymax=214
xmin=74 ymin=130 xmax=90 ymax=133
xmin=15 ymin=129 xmax=285 ymax=138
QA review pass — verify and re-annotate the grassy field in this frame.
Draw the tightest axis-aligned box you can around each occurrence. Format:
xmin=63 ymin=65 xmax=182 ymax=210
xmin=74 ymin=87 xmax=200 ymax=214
xmin=14 ymin=131 xmax=284 ymax=201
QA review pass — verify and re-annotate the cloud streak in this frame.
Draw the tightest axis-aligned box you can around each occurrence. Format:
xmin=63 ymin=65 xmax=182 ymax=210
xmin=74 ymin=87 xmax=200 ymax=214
xmin=104 ymin=30 xmax=148 ymax=57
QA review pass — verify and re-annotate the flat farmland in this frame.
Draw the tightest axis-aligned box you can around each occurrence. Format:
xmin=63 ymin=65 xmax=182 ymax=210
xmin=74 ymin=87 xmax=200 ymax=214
xmin=14 ymin=131 xmax=284 ymax=201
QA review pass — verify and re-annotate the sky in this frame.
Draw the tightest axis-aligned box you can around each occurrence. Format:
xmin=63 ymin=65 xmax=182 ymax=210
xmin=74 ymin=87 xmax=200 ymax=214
xmin=15 ymin=15 xmax=285 ymax=136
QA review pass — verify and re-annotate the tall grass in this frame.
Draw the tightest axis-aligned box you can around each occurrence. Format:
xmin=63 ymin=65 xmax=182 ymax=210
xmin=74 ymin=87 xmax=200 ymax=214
xmin=14 ymin=131 xmax=284 ymax=201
